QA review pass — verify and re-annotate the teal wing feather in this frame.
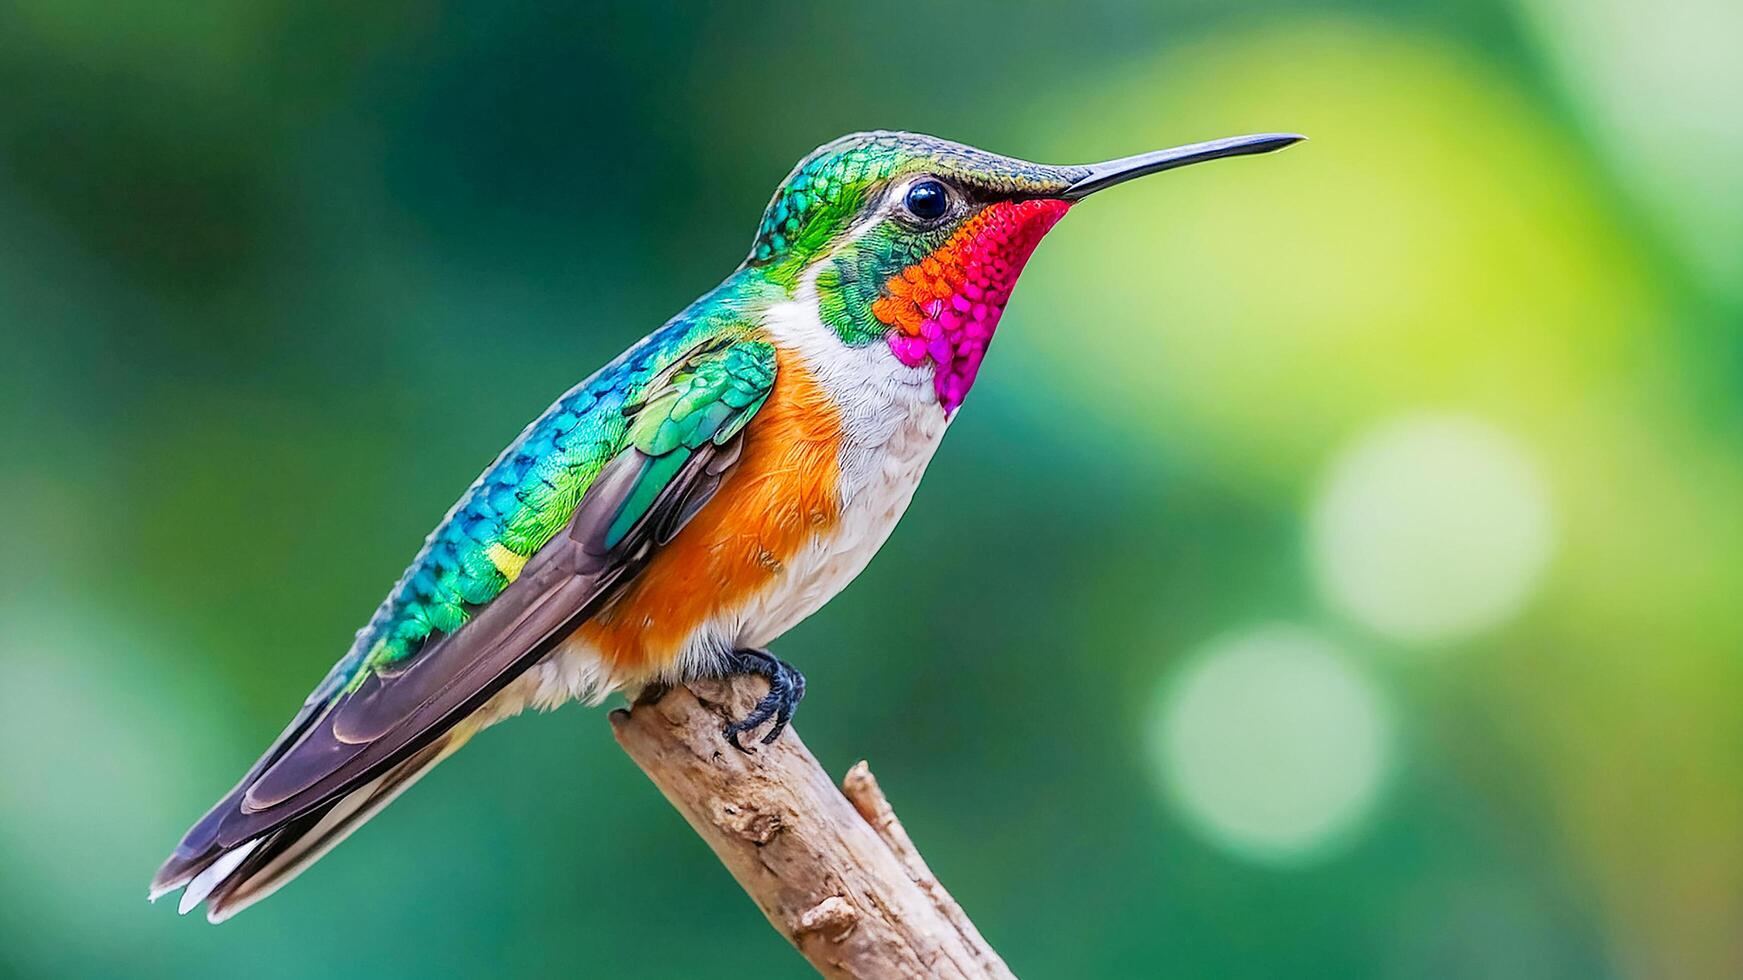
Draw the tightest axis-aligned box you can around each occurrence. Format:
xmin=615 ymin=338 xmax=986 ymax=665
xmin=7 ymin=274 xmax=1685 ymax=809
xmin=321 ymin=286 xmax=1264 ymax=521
xmin=154 ymin=317 xmax=779 ymax=904
xmin=606 ymin=338 xmax=775 ymax=548
xmin=333 ymin=322 xmax=774 ymax=694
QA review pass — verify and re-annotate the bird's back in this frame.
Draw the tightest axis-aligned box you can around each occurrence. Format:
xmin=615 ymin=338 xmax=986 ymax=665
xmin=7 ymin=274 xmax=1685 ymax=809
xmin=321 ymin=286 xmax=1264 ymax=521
xmin=319 ymin=308 xmax=733 ymax=703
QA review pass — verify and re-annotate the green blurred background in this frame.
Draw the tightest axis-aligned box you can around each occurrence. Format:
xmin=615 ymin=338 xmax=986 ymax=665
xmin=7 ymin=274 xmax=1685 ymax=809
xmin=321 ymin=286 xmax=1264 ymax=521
xmin=2 ymin=0 xmax=1740 ymax=977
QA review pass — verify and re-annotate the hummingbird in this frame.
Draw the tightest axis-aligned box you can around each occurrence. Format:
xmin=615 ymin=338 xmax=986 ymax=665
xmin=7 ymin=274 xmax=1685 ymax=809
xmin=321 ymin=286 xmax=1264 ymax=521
xmin=151 ymin=129 xmax=1301 ymax=921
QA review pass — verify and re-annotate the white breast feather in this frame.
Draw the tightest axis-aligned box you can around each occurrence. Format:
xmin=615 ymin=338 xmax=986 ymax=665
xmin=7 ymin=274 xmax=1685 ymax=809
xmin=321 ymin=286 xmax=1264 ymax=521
xmin=733 ymin=278 xmax=949 ymax=648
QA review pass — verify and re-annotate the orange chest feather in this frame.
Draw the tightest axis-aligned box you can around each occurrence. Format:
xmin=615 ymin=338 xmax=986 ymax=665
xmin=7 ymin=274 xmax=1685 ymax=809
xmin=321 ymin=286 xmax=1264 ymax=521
xmin=578 ymin=347 xmax=844 ymax=673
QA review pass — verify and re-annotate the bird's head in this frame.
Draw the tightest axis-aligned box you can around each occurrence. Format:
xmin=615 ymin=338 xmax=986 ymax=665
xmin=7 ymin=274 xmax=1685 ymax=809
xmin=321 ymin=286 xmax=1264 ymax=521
xmin=746 ymin=130 xmax=1302 ymax=412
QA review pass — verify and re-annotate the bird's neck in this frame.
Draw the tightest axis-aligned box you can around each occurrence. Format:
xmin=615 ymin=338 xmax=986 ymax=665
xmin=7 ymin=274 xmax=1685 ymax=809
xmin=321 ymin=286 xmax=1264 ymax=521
xmin=742 ymin=197 xmax=1070 ymax=413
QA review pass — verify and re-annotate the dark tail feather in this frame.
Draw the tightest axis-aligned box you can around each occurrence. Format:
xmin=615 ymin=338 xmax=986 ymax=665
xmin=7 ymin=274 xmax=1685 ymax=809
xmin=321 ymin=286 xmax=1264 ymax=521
xmin=150 ymin=699 xmax=331 ymax=901
xmin=153 ymin=733 xmax=462 ymax=923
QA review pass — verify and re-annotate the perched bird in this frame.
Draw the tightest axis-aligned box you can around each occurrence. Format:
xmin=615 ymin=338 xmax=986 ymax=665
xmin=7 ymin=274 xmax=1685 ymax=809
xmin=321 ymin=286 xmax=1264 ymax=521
xmin=151 ymin=129 xmax=1301 ymax=921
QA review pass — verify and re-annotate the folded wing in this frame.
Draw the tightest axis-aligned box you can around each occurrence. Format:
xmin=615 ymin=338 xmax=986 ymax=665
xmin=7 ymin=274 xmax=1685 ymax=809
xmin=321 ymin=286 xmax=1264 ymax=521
xmin=152 ymin=333 xmax=777 ymax=920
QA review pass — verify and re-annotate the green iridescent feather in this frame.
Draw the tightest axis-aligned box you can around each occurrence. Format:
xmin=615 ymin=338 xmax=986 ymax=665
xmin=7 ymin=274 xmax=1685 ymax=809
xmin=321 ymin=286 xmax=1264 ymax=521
xmin=750 ymin=132 xmax=1081 ymax=345
xmin=321 ymin=296 xmax=776 ymax=696
xmin=606 ymin=339 xmax=774 ymax=548
xmin=750 ymin=131 xmax=1076 ymax=274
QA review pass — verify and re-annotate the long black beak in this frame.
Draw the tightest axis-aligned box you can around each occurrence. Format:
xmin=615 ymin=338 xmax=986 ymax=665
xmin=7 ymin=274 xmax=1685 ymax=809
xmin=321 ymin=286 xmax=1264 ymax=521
xmin=1062 ymin=133 xmax=1305 ymax=200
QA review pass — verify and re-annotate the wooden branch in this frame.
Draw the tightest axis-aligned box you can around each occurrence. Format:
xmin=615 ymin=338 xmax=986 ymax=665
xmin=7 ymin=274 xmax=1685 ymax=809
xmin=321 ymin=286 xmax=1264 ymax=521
xmin=609 ymin=676 xmax=1017 ymax=980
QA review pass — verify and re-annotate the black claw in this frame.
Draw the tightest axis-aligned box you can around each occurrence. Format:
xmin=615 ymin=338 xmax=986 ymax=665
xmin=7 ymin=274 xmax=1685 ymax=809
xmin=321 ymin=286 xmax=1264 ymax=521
xmin=717 ymin=648 xmax=806 ymax=752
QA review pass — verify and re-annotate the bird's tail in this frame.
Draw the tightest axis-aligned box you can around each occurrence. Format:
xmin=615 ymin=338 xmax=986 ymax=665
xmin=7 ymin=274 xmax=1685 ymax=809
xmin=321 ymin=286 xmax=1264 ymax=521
xmin=149 ymin=728 xmax=470 ymax=923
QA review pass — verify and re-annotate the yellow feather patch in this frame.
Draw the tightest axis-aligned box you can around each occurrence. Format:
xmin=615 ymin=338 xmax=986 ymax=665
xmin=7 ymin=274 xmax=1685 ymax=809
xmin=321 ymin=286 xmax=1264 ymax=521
xmin=486 ymin=543 xmax=528 ymax=582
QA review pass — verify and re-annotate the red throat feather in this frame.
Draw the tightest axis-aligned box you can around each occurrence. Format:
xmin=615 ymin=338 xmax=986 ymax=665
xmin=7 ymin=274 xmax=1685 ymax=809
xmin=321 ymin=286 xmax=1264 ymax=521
xmin=872 ymin=198 xmax=1071 ymax=411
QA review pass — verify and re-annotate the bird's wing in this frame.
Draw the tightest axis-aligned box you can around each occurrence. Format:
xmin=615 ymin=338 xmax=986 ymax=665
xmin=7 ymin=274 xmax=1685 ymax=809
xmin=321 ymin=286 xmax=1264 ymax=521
xmin=155 ymin=330 xmax=777 ymax=890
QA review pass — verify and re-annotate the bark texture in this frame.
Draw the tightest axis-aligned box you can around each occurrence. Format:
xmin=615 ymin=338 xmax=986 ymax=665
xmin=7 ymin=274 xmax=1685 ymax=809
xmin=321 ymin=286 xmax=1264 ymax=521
xmin=609 ymin=676 xmax=1017 ymax=980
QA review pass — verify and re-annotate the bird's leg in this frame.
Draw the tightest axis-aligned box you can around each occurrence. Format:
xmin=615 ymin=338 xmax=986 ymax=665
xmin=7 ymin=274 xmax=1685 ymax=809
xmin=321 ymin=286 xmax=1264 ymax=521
xmin=716 ymin=648 xmax=807 ymax=752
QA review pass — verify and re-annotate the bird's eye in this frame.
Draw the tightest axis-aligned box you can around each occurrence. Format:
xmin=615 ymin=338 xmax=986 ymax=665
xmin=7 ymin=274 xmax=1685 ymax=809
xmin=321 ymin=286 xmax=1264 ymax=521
xmin=903 ymin=179 xmax=950 ymax=223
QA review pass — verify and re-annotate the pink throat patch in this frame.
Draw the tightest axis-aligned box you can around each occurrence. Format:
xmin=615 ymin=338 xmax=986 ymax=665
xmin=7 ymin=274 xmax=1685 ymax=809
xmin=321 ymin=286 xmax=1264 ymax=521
xmin=874 ymin=198 xmax=1071 ymax=412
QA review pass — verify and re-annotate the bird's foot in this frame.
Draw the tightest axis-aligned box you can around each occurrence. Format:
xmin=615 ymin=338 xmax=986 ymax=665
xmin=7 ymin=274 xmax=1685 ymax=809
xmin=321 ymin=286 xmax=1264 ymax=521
xmin=717 ymin=648 xmax=806 ymax=752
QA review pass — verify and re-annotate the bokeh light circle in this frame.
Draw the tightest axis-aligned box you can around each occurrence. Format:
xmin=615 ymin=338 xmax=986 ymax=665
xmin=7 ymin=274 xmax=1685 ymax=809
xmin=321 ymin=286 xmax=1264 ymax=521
xmin=1310 ymin=413 xmax=1555 ymax=644
xmin=1150 ymin=625 xmax=1393 ymax=865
